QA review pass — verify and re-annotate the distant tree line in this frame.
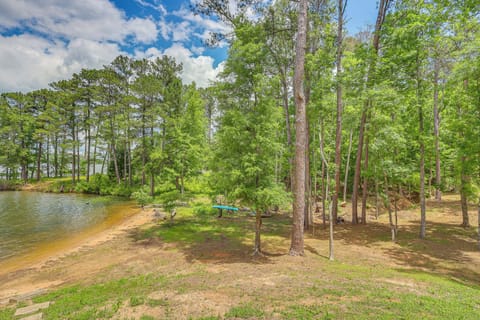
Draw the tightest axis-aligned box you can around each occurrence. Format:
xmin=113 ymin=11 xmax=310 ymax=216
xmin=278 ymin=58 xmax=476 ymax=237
xmin=0 ymin=55 xmax=207 ymax=196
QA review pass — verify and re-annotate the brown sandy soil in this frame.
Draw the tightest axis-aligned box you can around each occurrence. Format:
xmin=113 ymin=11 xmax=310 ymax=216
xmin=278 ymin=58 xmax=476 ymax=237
xmin=0 ymin=206 xmax=151 ymax=303
xmin=0 ymin=194 xmax=478 ymax=318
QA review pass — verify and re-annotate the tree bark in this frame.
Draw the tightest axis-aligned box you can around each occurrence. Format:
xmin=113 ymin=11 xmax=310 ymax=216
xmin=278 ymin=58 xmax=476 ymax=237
xmin=352 ymin=109 xmax=367 ymax=224
xmin=477 ymin=197 xmax=480 ymax=251
xmin=72 ymin=121 xmax=76 ymax=184
xmin=418 ymin=50 xmax=426 ymax=239
xmin=46 ymin=137 xmax=50 ymax=178
xmin=332 ymin=0 xmax=346 ymax=224
xmin=460 ymin=157 xmax=470 ymax=227
xmin=343 ymin=128 xmax=353 ymax=203
xmin=150 ymin=173 xmax=155 ymax=197
xmin=86 ymin=105 xmax=91 ymax=182
xmin=375 ymin=175 xmax=379 ymax=220
xmin=319 ymin=127 xmax=333 ymax=260
xmin=54 ymin=134 xmax=58 ymax=177
xmin=419 ymin=104 xmax=426 ymax=239
xmin=290 ymin=0 xmax=308 ymax=256
xmin=304 ymin=121 xmax=312 ymax=230
xmin=76 ymin=124 xmax=80 ymax=182
xmin=433 ymin=60 xmax=441 ymax=201
xmin=351 ymin=0 xmax=390 ymax=224
xmin=253 ymin=208 xmax=263 ymax=256
xmin=36 ymin=142 xmax=42 ymax=181
xmin=361 ymin=136 xmax=370 ymax=224
xmin=384 ymin=174 xmax=396 ymax=241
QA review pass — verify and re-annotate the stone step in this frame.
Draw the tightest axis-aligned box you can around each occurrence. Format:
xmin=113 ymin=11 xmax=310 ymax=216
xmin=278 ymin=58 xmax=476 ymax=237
xmin=14 ymin=302 xmax=50 ymax=317
xmin=9 ymin=289 xmax=46 ymax=303
xmin=19 ymin=312 xmax=43 ymax=320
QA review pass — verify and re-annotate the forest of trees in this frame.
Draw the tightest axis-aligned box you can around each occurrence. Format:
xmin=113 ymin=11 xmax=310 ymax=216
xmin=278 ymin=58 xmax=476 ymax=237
xmin=1 ymin=0 xmax=479 ymax=254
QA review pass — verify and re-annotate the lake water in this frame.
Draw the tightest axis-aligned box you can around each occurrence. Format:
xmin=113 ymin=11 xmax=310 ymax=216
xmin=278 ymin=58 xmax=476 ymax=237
xmin=0 ymin=191 xmax=133 ymax=262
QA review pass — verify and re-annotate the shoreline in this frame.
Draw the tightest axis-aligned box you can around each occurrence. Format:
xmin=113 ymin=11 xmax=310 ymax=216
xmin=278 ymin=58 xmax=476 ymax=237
xmin=0 ymin=205 xmax=154 ymax=302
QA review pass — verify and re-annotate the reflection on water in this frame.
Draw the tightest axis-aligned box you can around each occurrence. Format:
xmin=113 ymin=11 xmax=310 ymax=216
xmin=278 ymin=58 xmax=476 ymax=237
xmin=0 ymin=191 xmax=129 ymax=261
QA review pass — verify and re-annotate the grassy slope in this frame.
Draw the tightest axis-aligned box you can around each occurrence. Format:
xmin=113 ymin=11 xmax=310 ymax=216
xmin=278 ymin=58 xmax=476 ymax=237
xmin=0 ymin=199 xmax=479 ymax=319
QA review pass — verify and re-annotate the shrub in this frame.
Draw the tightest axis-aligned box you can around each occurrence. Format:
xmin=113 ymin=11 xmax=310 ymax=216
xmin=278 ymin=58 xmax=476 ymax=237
xmin=131 ymin=187 xmax=152 ymax=208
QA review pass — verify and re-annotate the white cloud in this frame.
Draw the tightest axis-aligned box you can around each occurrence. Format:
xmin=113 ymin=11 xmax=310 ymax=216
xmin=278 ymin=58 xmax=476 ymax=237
xmin=0 ymin=0 xmax=158 ymax=44
xmin=172 ymin=21 xmax=193 ymax=41
xmin=0 ymin=0 xmax=226 ymax=92
xmin=138 ymin=43 xmax=223 ymax=88
xmin=135 ymin=0 xmax=167 ymax=15
xmin=0 ymin=34 xmax=123 ymax=92
xmin=173 ymin=6 xmax=232 ymax=37
xmin=127 ymin=18 xmax=158 ymax=43
xmin=191 ymin=45 xmax=205 ymax=55
xmin=158 ymin=18 xmax=172 ymax=40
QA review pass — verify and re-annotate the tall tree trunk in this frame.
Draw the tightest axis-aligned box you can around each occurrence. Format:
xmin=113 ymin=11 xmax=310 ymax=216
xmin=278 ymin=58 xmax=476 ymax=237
xmin=54 ymin=134 xmax=58 ymax=178
xmin=375 ymin=174 xmax=379 ymax=220
xmin=460 ymin=157 xmax=470 ymax=227
xmin=304 ymin=122 xmax=312 ymax=230
xmin=352 ymin=109 xmax=367 ymax=224
xmin=361 ymin=136 xmax=370 ymax=224
xmin=86 ymin=107 xmax=91 ymax=182
xmin=124 ymin=140 xmax=128 ymax=185
xmin=419 ymin=105 xmax=426 ymax=239
xmin=290 ymin=0 xmax=308 ymax=256
xmin=101 ymin=148 xmax=108 ymax=175
xmin=384 ymin=173 xmax=396 ymax=241
xmin=394 ymin=186 xmax=398 ymax=235
xmin=150 ymin=174 xmax=155 ymax=197
xmin=332 ymin=0 xmax=346 ymax=224
xmin=433 ymin=60 xmax=441 ymax=201
xmin=281 ymin=75 xmax=292 ymax=191
xmin=128 ymin=141 xmax=133 ymax=185
xmin=343 ymin=128 xmax=353 ymax=203
xmin=92 ymin=128 xmax=97 ymax=176
xmin=141 ymin=111 xmax=147 ymax=185
xmin=321 ymin=137 xmax=326 ymax=228
xmin=318 ymin=119 xmax=329 ymax=228
xmin=111 ymin=142 xmax=121 ymax=184
xmin=76 ymin=125 xmax=80 ymax=182
xmin=351 ymin=0 xmax=390 ymax=224
xmin=72 ymin=122 xmax=76 ymax=184
xmin=60 ymin=132 xmax=65 ymax=178
xmin=418 ymin=52 xmax=427 ymax=239
xmin=46 ymin=137 xmax=50 ymax=178
xmin=253 ymin=208 xmax=262 ymax=256
xmin=477 ymin=197 xmax=480 ymax=251
xmin=36 ymin=141 xmax=42 ymax=181
xmin=319 ymin=127 xmax=333 ymax=260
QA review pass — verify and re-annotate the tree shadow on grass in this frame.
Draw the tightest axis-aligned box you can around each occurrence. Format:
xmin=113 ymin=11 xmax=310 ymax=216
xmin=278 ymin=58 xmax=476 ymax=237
xmin=311 ymin=220 xmax=480 ymax=284
xmin=128 ymin=213 xmax=292 ymax=265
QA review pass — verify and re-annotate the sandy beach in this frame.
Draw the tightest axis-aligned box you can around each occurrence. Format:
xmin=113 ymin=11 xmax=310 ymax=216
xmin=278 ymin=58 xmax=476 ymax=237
xmin=0 ymin=206 xmax=154 ymax=303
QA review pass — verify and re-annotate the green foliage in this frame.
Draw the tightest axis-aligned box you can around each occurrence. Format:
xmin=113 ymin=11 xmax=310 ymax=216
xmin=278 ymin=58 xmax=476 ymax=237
xmin=281 ymin=305 xmax=332 ymax=320
xmin=74 ymin=174 xmax=113 ymax=195
xmin=129 ymin=296 xmax=145 ymax=307
xmin=131 ymin=186 xmax=152 ymax=207
xmin=193 ymin=203 xmax=217 ymax=216
xmin=224 ymin=304 xmax=265 ymax=319
xmin=0 ymin=179 xmax=21 ymax=191
xmin=157 ymin=190 xmax=193 ymax=212
xmin=0 ymin=307 xmax=14 ymax=320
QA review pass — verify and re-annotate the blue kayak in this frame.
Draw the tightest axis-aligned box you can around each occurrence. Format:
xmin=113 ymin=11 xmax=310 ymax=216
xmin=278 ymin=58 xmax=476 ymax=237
xmin=212 ymin=205 xmax=238 ymax=217
xmin=212 ymin=205 xmax=239 ymax=211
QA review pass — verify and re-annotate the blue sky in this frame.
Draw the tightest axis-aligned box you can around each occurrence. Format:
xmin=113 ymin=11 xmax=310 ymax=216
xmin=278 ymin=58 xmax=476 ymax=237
xmin=0 ymin=0 xmax=378 ymax=93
